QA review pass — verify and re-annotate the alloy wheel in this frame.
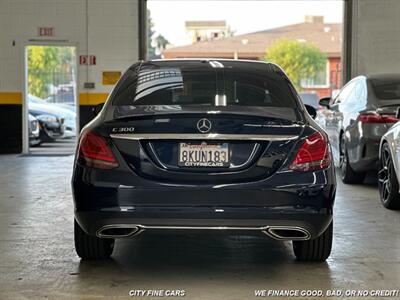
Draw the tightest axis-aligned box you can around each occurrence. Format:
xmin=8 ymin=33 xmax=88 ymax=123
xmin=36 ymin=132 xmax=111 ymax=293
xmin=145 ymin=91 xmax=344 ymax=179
xmin=378 ymin=148 xmax=392 ymax=203
xmin=339 ymin=136 xmax=347 ymax=178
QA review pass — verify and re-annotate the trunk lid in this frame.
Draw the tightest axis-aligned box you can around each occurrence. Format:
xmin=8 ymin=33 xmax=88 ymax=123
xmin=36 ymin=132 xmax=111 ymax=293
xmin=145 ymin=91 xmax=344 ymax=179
xmin=105 ymin=105 xmax=304 ymax=184
xmin=376 ymin=105 xmax=400 ymax=127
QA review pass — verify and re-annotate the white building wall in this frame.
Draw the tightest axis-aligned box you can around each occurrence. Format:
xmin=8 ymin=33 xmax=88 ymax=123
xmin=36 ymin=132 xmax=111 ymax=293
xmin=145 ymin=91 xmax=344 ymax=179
xmin=350 ymin=0 xmax=400 ymax=77
xmin=0 ymin=0 xmax=139 ymax=104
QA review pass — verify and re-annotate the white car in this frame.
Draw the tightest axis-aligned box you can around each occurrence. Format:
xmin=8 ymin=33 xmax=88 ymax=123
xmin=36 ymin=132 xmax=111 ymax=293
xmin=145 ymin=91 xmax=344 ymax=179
xmin=28 ymin=114 xmax=40 ymax=146
xmin=379 ymin=109 xmax=400 ymax=210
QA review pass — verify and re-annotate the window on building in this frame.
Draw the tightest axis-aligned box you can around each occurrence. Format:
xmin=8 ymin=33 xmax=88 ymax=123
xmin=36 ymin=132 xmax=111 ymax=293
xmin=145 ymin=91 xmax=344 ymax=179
xmin=301 ymin=61 xmax=329 ymax=88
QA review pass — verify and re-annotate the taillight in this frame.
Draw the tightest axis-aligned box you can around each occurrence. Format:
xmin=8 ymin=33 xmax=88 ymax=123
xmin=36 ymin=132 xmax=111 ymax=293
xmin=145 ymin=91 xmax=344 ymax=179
xmin=78 ymin=130 xmax=119 ymax=169
xmin=358 ymin=113 xmax=398 ymax=123
xmin=289 ymin=132 xmax=331 ymax=172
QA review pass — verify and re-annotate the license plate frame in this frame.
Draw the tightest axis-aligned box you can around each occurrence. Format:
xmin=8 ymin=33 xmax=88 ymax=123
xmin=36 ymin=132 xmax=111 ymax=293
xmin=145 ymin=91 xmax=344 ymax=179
xmin=178 ymin=142 xmax=230 ymax=168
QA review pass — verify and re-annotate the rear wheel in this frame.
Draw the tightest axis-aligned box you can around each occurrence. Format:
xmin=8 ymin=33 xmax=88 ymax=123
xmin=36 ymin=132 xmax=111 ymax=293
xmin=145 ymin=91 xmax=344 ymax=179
xmin=292 ymin=221 xmax=333 ymax=262
xmin=378 ymin=143 xmax=400 ymax=210
xmin=339 ymin=135 xmax=365 ymax=184
xmin=30 ymin=140 xmax=42 ymax=147
xmin=74 ymin=219 xmax=114 ymax=260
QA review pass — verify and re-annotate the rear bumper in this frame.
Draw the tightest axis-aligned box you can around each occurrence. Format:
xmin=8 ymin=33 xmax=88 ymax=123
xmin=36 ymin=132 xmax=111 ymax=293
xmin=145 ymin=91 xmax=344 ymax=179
xmin=75 ymin=208 xmax=332 ymax=240
xmin=348 ymin=122 xmax=389 ymax=172
xmin=350 ymin=137 xmax=380 ymax=172
xmin=72 ymin=165 xmax=336 ymax=240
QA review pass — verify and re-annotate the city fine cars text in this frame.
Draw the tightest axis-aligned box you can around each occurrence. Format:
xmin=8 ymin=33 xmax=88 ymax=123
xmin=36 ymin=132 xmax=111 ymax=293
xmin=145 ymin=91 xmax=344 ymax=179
xmin=129 ymin=290 xmax=186 ymax=297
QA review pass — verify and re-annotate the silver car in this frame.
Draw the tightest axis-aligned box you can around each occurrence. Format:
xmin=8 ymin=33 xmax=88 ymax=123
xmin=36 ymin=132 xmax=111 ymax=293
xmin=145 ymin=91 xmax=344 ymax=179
xmin=28 ymin=114 xmax=40 ymax=146
xmin=379 ymin=109 xmax=400 ymax=210
xmin=318 ymin=74 xmax=400 ymax=184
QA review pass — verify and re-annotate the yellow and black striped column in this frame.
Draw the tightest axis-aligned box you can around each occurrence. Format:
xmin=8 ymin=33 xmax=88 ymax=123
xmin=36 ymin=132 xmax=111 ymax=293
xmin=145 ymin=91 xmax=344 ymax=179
xmin=0 ymin=92 xmax=23 ymax=153
xmin=0 ymin=92 xmax=110 ymax=154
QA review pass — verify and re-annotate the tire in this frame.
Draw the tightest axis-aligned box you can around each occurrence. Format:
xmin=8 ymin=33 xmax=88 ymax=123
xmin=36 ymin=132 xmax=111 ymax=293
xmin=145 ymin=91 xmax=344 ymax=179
xmin=293 ymin=221 xmax=333 ymax=262
xmin=74 ymin=219 xmax=114 ymax=260
xmin=339 ymin=134 xmax=366 ymax=184
xmin=378 ymin=143 xmax=400 ymax=210
xmin=30 ymin=140 xmax=42 ymax=147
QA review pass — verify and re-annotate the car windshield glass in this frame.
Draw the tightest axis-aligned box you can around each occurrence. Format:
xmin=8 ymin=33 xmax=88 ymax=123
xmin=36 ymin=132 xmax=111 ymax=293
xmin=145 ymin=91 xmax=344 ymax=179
xmin=371 ymin=79 xmax=400 ymax=100
xmin=111 ymin=62 xmax=299 ymax=109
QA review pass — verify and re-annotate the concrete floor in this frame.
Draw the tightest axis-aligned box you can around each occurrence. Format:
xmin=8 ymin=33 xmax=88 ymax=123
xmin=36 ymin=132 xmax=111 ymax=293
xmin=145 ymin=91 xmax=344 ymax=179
xmin=29 ymin=138 xmax=76 ymax=156
xmin=0 ymin=155 xmax=399 ymax=300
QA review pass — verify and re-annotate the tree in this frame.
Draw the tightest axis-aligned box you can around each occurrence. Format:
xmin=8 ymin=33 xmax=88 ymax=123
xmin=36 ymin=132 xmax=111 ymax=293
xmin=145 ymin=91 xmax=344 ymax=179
xmin=147 ymin=10 xmax=170 ymax=58
xmin=28 ymin=46 xmax=60 ymax=99
xmin=263 ymin=39 xmax=326 ymax=90
xmin=28 ymin=46 xmax=75 ymax=99
xmin=154 ymin=34 xmax=170 ymax=55
xmin=147 ymin=9 xmax=156 ymax=58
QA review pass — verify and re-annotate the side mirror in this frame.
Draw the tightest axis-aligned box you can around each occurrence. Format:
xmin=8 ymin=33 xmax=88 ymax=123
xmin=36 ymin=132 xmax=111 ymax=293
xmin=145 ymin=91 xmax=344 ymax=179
xmin=319 ymin=97 xmax=331 ymax=109
xmin=305 ymin=104 xmax=317 ymax=119
xmin=396 ymin=107 xmax=400 ymax=120
xmin=92 ymin=103 xmax=104 ymax=117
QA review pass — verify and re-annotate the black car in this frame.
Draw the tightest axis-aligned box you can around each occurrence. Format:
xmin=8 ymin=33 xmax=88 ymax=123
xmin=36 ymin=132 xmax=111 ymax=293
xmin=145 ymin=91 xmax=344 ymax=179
xmin=318 ymin=74 xmax=400 ymax=184
xmin=72 ymin=59 xmax=336 ymax=262
xmin=29 ymin=108 xmax=65 ymax=142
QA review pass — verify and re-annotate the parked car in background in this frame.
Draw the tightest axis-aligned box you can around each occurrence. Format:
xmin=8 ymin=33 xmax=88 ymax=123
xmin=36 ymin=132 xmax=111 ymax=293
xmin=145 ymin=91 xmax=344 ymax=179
xmin=72 ymin=59 xmax=335 ymax=262
xmin=29 ymin=107 xmax=65 ymax=142
xmin=318 ymin=74 xmax=400 ymax=184
xmin=28 ymin=114 xmax=41 ymax=146
xmin=53 ymin=103 xmax=76 ymax=113
xmin=28 ymin=94 xmax=76 ymax=138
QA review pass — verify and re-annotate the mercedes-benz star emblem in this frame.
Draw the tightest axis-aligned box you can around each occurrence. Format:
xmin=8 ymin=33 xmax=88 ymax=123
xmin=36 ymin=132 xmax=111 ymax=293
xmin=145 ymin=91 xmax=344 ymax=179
xmin=197 ymin=118 xmax=212 ymax=133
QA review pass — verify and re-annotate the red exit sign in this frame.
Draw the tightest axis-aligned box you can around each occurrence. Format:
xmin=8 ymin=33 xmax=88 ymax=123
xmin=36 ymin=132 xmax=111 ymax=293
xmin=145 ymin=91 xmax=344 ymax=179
xmin=79 ymin=55 xmax=96 ymax=65
xmin=38 ymin=27 xmax=54 ymax=37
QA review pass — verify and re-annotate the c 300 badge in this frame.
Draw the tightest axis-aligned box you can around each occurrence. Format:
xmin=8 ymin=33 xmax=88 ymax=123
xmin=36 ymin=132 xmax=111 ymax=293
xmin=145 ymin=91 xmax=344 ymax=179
xmin=112 ymin=127 xmax=135 ymax=133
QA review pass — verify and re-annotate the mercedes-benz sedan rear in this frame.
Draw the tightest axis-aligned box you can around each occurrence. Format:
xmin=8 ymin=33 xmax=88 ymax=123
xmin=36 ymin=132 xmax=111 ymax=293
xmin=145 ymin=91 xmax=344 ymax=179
xmin=72 ymin=59 xmax=336 ymax=262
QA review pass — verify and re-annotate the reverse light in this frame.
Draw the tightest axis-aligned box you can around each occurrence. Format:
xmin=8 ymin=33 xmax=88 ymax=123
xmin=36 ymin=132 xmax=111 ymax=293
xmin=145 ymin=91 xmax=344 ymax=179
xmin=78 ymin=130 xmax=119 ymax=169
xmin=289 ymin=132 xmax=331 ymax=172
xmin=358 ymin=113 xmax=398 ymax=124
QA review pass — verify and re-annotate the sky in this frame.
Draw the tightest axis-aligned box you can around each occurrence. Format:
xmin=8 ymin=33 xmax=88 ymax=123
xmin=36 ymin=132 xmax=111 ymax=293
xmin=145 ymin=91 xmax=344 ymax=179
xmin=148 ymin=0 xmax=343 ymax=47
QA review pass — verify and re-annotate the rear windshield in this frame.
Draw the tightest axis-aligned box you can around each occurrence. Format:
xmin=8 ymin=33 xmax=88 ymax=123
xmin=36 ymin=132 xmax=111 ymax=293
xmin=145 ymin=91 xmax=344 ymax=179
xmin=371 ymin=79 xmax=400 ymax=100
xmin=111 ymin=63 xmax=299 ymax=108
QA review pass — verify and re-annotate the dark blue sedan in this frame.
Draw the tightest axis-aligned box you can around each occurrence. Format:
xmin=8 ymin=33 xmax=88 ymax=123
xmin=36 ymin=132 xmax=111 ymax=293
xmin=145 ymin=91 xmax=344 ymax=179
xmin=72 ymin=59 xmax=336 ymax=262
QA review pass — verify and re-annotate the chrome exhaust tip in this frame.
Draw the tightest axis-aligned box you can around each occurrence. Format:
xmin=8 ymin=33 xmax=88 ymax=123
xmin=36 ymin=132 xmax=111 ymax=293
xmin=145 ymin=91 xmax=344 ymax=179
xmin=263 ymin=226 xmax=311 ymax=241
xmin=96 ymin=225 xmax=143 ymax=238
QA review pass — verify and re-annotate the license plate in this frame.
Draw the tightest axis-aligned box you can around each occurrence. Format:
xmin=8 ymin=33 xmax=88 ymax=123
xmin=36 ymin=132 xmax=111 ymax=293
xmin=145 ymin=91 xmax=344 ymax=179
xmin=178 ymin=142 xmax=229 ymax=167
